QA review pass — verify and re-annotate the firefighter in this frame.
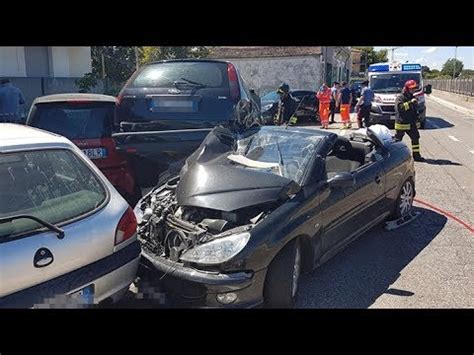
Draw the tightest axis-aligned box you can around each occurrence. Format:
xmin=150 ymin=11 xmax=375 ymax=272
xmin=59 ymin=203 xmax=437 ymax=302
xmin=395 ymin=79 xmax=424 ymax=161
xmin=316 ymin=82 xmax=332 ymax=129
xmin=268 ymin=83 xmax=298 ymax=126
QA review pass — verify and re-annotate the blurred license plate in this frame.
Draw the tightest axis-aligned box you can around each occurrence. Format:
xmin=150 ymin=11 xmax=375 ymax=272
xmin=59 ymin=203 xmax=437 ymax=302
xmin=151 ymin=97 xmax=197 ymax=112
xmin=83 ymin=148 xmax=107 ymax=160
xmin=70 ymin=284 xmax=94 ymax=305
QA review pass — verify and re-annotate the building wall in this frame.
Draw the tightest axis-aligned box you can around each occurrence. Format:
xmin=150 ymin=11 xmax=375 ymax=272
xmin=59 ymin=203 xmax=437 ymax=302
xmin=0 ymin=47 xmax=27 ymax=76
xmin=226 ymin=56 xmax=322 ymax=95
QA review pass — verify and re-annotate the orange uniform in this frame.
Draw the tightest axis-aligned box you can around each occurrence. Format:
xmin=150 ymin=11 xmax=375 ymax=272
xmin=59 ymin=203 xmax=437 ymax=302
xmin=316 ymin=86 xmax=332 ymax=128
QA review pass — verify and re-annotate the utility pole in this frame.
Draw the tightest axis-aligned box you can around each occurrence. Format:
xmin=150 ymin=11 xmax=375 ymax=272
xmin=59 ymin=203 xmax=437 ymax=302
xmin=135 ymin=47 xmax=139 ymax=70
xmin=453 ymin=46 xmax=458 ymax=79
xmin=101 ymin=53 xmax=106 ymax=79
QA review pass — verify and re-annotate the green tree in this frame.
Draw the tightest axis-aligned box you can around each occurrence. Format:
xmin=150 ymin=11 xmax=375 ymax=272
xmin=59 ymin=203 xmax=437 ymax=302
xmin=460 ymin=69 xmax=474 ymax=78
xmin=139 ymin=46 xmax=211 ymax=65
xmin=441 ymin=58 xmax=464 ymax=78
xmin=421 ymin=65 xmax=430 ymax=77
xmin=91 ymin=46 xmax=138 ymax=84
xmin=75 ymin=72 xmax=98 ymax=93
xmin=354 ymin=47 xmax=388 ymax=66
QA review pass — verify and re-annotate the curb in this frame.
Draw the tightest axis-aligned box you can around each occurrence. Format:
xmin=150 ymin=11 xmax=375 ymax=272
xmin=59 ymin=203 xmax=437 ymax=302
xmin=427 ymin=95 xmax=474 ymax=117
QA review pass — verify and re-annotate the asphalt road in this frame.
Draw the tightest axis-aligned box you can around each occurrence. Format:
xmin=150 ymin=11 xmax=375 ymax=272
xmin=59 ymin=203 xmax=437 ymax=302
xmin=296 ymin=96 xmax=474 ymax=308
xmin=116 ymin=96 xmax=473 ymax=308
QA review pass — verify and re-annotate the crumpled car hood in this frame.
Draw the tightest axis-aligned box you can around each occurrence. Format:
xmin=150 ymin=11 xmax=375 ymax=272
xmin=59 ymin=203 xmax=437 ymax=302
xmin=176 ymin=126 xmax=300 ymax=212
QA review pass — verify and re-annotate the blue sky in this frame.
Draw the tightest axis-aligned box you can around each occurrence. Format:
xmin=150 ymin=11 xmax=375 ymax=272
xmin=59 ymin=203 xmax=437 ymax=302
xmin=374 ymin=47 xmax=474 ymax=70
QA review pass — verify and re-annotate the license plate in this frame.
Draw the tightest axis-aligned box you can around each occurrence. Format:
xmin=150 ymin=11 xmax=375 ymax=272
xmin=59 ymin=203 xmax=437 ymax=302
xmin=82 ymin=148 xmax=107 ymax=160
xmin=151 ymin=97 xmax=197 ymax=112
xmin=70 ymin=284 xmax=95 ymax=305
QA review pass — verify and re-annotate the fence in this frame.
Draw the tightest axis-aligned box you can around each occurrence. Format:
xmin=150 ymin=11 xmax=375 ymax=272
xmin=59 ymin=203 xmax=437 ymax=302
xmin=425 ymin=78 xmax=474 ymax=97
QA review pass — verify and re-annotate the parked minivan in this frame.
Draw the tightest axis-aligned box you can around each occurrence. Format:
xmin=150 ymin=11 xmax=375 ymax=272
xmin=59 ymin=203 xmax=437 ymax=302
xmin=0 ymin=124 xmax=140 ymax=308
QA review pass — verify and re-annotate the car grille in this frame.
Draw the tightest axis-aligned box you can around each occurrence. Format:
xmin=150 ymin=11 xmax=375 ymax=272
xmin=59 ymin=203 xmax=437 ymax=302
xmin=380 ymin=105 xmax=395 ymax=113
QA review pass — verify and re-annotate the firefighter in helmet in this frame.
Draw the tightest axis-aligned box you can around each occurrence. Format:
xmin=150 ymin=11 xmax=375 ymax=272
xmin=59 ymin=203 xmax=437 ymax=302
xmin=394 ymin=79 xmax=424 ymax=161
xmin=268 ymin=83 xmax=298 ymax=125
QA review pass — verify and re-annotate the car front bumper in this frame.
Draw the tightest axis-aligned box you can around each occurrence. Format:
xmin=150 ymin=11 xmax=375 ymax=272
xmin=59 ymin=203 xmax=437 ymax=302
xmin=140 ymin=250 xmax=266 ymax=308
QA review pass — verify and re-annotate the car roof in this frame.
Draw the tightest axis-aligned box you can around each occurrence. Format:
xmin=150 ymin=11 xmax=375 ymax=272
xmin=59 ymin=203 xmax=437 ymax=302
xmin=147 ymin=58 xmax=231 ymax=65
xmin=0 ymin=123 xmax=72 ymax=152
xmin=32 ymin=93 xmax=117 ymax=104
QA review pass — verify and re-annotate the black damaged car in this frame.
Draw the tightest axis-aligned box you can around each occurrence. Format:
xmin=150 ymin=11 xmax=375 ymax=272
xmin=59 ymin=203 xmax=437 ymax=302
xmin=134 ymin=125 xmax=416 ymax=308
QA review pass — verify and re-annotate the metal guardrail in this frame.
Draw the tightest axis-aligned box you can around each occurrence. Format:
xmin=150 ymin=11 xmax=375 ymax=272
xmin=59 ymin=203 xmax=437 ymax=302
xmin=425 ymin=78 xmax=474 ymax=97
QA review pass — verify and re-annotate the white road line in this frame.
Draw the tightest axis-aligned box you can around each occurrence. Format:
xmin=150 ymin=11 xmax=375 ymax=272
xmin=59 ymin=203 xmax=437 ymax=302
xmin=448 ymin=135 xmax=460 ymax=142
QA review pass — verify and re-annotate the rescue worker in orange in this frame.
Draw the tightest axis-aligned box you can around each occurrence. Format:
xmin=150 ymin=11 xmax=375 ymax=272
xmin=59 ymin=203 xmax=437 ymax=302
xmin=337 ymin=81 xmax=352 ymax=129
xmin=316 ymin=83 xmax=332 ymax=129
xmin=394 ymin=79 xmax=424 ymax=161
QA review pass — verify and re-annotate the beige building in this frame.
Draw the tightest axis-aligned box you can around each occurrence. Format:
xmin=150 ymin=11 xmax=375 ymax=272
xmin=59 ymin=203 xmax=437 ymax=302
xmin=351 ymin=48 xmax=365 ymax=76
xmin=0 ymin=47 xmax=91 ymax=78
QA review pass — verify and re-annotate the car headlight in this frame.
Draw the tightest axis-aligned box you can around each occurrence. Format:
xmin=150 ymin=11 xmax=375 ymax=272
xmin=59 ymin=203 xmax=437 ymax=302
xmin=180 ymin=232 xmax=251 ymax=265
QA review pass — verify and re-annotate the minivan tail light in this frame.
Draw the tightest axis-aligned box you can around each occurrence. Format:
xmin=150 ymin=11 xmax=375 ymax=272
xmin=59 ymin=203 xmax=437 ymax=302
xmin=115 ymin=207 xmax=137 ymax=245
xmin=227 ymin=63 xmax=240 ymax=104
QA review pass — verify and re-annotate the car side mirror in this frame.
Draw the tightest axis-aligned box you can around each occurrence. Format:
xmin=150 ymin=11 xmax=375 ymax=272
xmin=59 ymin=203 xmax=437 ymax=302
xmin=424 ymin=84 xmax=432 ymax=95
xmin=328 ymin=172 xmax=356 ymax=188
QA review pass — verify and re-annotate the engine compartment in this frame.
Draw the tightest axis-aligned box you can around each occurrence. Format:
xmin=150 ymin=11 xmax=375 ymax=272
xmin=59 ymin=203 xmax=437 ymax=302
xmin=136 ymin=176 xmax=277 ymax=263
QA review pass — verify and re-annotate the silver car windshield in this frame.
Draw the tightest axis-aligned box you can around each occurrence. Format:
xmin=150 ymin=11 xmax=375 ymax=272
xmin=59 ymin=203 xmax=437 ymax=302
xmin=0 ymin=149 xmax=106 ymax=239
xmin=230 ymin=127 xmax=323 ymax=184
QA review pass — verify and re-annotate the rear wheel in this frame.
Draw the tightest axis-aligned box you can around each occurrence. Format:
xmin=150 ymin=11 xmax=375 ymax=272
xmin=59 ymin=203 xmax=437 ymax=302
xmin=264 ymin=239 xmax=301 ymax=308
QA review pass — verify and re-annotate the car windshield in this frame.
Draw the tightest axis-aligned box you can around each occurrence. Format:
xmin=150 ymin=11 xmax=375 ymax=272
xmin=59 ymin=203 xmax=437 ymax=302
xmin=0 ymin=149 xmax=106 ymax=239
xmin=230 ymin=127 xmax=323 ymax=184
xmin=30 ymin=102 xmax=115 ymax=139
xmin=261 ymin=91 xmax=279 ymax=102
xmin=370 ymin=73 xmax=421 ymax=93
xmin=131 ymin=62 xmax=227 ymax=88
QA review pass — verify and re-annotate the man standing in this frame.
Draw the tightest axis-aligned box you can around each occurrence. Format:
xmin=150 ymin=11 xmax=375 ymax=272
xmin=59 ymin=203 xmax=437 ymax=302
xmin=269 ymin=83 xmax=297 ymax=126
xmin=329 ymin=81 xmax=340 ymax=124
xmin=356 ymin=80 xmax=373 ymax=128
xmin=395 ymin=80 xmax=424 ymax=162
xmin=316 ymin=83 xmax=332 ymax=129
xmin=337 ymin=81 xmax=352 ymax=129
xmin=0 ymin=78 xmax=25 ymax=123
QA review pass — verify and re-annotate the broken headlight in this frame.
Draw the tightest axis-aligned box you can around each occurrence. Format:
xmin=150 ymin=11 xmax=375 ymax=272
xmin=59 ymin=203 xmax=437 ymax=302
xmin=179 ymin=232 xmax=251 ymax=265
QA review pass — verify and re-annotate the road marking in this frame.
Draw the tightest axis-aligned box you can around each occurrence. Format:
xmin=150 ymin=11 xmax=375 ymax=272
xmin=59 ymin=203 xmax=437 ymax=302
xmin=427 ymin=95 xmax=474 ymax=117
xmin=470 ymin=151 xmax=474 ymax=155
xmin=448 ymin=135 xmax=460 ymax=142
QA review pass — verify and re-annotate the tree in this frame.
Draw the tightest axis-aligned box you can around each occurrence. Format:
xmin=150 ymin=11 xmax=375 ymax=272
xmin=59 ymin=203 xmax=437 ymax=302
xmin=91 ymin=46 xmax=137 ymax=84
xmin=460 ymin=69 xmax=474 ymax=78
xmin=354 ymin=47 xmax=388 ymax=67
xmin=139 ymin=46 xmax=211 ymax=65
xmin=425 ymin=69 xmax=441 ymax=79
xmin=421 ymin=65 xmax=430 ymax=77
xmin=441 ymin=58 xmax=464 ymax=78
xmin=75 ymin=73 xmax=98 ymax=93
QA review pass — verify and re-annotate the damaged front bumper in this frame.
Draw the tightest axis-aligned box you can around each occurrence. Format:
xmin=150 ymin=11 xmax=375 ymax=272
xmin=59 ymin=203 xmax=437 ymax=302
xmin=140 ymin=250 xmax=266 ymax=308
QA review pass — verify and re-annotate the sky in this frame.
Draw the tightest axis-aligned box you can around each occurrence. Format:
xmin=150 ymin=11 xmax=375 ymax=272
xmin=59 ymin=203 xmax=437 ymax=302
xmin=374 ymin=47 xmax=474 ymax=71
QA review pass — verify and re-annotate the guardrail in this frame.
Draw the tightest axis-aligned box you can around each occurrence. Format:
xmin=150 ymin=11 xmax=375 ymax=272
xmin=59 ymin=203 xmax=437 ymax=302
xmin=425 ymin=78 xmax=474 ymax=97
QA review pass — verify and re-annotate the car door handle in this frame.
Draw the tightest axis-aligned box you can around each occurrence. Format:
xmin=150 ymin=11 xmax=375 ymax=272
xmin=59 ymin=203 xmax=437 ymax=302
xmin=375 ymin=175 xmax=382 ymax=184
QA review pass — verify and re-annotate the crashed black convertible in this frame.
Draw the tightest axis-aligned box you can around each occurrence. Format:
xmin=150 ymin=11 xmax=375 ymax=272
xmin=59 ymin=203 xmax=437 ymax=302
xmin=134 ymin=124 xmax=415 ymax=308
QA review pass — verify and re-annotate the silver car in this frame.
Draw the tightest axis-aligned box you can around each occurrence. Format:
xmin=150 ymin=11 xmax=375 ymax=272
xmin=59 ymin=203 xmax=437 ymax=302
xmin=0 ymin=123 xmax=140 ymax=308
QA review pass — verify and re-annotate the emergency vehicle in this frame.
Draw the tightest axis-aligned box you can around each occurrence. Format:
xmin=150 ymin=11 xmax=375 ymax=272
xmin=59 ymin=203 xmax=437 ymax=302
xmin=367 ymin=62 xmax=431 ymax=129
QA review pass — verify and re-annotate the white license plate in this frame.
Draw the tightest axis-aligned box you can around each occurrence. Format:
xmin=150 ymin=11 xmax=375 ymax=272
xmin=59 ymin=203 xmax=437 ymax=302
xmin=82 ymin=148 xmax=107 ymax=160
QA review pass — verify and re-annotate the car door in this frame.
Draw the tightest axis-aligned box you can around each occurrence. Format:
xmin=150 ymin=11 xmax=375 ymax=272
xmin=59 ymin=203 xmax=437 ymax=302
xmin=320 ymin=147 xmax=386 ymax=255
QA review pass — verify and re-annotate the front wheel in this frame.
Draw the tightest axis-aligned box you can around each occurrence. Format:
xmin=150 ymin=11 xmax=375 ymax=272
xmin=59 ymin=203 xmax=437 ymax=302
xmin=392 ymin=179 xmax=415 ymax=219
xmin=264 ymin=239 xmax=302 ymax=308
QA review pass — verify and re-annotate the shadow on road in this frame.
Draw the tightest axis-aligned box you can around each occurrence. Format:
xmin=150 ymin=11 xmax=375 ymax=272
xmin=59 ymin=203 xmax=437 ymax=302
xmin=424 ymin=117 xmax=454 ymax=129
xmin=296 ymin=206 xmax=447 ymax=308
xmin=417 ymin=158 xmax=462 ymax=166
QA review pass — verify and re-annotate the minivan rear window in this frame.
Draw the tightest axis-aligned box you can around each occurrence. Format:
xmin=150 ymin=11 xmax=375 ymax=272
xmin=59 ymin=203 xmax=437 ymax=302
xmin=131 ymin=62 xmax=227 ymax=88
xmin=0 ymin=149 xmax=107 ymax=239
xmin=29 ymin=102 xmax=115 ymax=139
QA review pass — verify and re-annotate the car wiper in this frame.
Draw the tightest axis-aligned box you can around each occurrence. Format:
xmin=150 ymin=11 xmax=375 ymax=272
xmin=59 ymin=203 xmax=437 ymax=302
xmin=0 ymin=215 xmax=65 ymax=239
xmin=174 ymin=77 xmax=207 ymax=87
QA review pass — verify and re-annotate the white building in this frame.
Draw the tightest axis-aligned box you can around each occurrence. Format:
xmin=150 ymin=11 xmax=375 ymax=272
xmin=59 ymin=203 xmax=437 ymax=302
xmin=0 ymin=47 xmax=91 ymax=78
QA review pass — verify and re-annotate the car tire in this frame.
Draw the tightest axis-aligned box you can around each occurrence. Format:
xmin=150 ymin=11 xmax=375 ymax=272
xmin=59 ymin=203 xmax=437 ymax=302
xmin=391 ymin=179 xmax=415 ymax=219
xmin=264 ymin=238 xmax=301 ymax=308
